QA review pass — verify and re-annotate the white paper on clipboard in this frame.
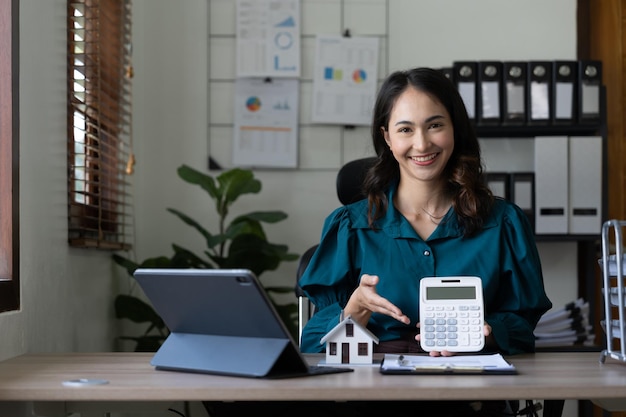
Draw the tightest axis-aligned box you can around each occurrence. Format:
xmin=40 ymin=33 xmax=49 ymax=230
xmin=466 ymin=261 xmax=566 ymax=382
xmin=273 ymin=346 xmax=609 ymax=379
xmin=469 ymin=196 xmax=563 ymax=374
xmin=232 ymin=78 xmax=299 ymax=169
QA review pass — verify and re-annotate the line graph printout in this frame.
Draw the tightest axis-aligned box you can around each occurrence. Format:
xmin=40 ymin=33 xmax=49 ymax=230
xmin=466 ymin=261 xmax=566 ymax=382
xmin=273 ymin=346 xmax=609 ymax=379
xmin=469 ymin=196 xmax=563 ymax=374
xmin=236 ymin=0 xmax=300 ymax=77
xmin=312 ymin=35 xmax=379 ymax=126
xmin=233 ymin=78 xmax=299 ymax=168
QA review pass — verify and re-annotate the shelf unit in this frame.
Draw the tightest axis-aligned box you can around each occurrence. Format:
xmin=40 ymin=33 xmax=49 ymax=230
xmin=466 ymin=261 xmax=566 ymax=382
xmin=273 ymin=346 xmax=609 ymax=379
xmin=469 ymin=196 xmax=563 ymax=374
xmin=599 ymin=220 xmax=626 ymax=363
xmin=473 ymin=91 xmax=607 ymax=336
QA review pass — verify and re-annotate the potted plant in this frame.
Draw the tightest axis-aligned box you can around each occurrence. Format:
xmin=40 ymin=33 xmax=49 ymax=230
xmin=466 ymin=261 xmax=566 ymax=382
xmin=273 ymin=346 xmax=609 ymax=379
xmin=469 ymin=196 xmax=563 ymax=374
xmin=113 ymin=164 xmax=299 ymax=351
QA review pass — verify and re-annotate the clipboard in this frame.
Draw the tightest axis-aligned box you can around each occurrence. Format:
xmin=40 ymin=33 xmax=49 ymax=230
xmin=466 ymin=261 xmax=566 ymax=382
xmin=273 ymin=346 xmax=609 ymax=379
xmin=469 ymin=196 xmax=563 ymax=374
xmin=379 ymin=353 xmax=517 ymax=375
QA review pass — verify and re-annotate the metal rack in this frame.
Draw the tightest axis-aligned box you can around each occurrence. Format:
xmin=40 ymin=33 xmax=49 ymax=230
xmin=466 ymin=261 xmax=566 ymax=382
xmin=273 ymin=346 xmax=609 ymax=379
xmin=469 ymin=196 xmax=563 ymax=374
xmin=599 ymin=219 xmax=626 ymax=363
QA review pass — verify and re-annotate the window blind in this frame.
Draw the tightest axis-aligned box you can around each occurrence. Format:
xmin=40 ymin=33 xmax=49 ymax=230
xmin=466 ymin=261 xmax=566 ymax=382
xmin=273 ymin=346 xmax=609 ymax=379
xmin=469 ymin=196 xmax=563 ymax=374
xmin=67 ymin=0 xmax=133 ymax=250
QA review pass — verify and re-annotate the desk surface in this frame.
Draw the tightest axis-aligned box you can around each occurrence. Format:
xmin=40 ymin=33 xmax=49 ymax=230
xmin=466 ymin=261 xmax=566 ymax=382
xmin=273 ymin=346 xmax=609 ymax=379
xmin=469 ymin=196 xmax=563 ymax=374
xmin=0 ymin=352 xmax=625 ymax=402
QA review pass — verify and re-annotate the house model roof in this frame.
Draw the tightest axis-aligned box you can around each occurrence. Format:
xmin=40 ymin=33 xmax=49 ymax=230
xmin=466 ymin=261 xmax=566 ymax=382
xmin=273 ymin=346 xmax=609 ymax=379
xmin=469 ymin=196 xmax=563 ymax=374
xmin=320 ymin=314 xmax=380 ymax=344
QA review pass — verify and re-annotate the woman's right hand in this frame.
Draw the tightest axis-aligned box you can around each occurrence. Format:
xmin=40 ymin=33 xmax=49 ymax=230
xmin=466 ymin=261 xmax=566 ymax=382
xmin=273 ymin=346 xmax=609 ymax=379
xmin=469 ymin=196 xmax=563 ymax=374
xmin=343 ymin=274 xmax=410 ymax=327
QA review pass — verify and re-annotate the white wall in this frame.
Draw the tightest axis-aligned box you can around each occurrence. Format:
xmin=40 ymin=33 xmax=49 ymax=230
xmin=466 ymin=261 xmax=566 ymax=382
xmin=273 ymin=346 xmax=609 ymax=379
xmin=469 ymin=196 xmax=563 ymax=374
xmin=0 ymin=0 xmax=580 ymax=415
xmin=132 ymin=0 xmax=580 ymax=304
xmin=0 ymin=0 xmax=580 ymax=362
xmin=0 ymin=0 xmax=119 ymax=363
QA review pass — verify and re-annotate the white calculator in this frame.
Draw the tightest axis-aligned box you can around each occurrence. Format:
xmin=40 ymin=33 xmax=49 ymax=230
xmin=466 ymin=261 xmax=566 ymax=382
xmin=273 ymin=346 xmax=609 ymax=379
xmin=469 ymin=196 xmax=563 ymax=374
xmin=419 ymin=276 xmax=485 ymax=352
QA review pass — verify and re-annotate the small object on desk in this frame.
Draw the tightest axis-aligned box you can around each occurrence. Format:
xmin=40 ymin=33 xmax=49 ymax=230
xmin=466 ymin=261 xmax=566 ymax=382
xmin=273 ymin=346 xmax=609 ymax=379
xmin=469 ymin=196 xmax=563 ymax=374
xmin=380 ymin=353 xmax=517 ymax=375
xmin=62 ymin=378 xmax=109 ymax=387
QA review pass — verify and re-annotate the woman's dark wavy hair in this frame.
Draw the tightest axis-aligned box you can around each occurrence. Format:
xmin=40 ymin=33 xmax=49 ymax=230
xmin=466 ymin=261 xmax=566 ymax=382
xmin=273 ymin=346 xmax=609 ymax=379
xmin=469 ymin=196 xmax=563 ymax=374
xmin=362 ymin=67 xmax=494 ymax=237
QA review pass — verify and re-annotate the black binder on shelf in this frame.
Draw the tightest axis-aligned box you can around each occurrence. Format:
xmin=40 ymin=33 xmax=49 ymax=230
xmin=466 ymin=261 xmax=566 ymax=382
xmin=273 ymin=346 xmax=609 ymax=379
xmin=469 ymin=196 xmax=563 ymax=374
xmin=510 ymin=172 xmax=535 ymax=230
xmin=453 ymin=61 xmax=478 ymax=122
xmin=477 ymin=61 xmax=503 ymax=126
xmin=552 ymin=61 xmax=578 ymax=125
xmin=527 ymin=61 xmax=553 ymax=125
xmin=502 ymin=61 xmax=528 ymax=125
xmin=578 ymin=60 xmax=603 ymax=124
xmin=485 ymin=172 xmax=509 ymax=200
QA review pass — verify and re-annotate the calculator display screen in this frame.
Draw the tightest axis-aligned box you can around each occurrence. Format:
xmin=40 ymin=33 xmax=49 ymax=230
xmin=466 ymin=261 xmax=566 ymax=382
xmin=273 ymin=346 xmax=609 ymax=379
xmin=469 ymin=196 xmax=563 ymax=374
xmin=426 ymin=286 xmax=476 ymax=300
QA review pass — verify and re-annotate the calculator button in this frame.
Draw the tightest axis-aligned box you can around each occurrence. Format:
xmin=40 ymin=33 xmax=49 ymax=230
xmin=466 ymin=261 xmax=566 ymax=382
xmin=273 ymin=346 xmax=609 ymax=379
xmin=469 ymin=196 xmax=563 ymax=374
xmin=424 ymin=318 xmax=434 ymax=325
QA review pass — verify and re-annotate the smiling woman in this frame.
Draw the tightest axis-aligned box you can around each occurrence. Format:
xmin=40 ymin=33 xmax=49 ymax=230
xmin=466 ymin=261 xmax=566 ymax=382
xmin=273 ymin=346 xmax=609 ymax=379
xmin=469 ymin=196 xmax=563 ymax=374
xmin=0 ymin=0 xmax=19 ymax=313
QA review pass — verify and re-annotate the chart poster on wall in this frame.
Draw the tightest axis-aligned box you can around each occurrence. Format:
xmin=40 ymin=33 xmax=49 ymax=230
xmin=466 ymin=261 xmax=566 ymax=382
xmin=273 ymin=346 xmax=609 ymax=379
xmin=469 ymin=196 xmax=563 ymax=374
xmin=236 ymin=0 xmax=300 ymax=78
xmin=233 ymin=78 xmax=299 ymax=168
xmin=311 ymin=35 xmax=379 ymax=126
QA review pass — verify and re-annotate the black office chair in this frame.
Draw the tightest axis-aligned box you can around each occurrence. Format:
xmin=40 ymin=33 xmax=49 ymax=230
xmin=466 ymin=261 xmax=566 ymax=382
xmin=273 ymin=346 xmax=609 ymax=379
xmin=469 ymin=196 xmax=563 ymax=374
xmin=295 ymin=157 xmax=376 ymax=342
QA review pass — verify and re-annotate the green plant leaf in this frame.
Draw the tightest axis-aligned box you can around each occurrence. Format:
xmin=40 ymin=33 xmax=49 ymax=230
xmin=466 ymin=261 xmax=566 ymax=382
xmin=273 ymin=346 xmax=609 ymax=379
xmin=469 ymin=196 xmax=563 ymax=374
xmin=112 ymin=166 xmax=300 ymax=350
xmin=177 ymin=164 xmax=219 ymax=200
xmin=171 ymin=244 xmax=214 ymax=268
xmin=224 ymin=218 xmax=266 ymax=240
xmin=232 ymin=210 xmax=288 ymax=224
xmin=112 ymin=254 xmax=140 ymax=276
xmin=167 ymin=208 xmax=212 ymax=244
xmin=217 ymin=168 xmax=261 ymax=203
xmin=214 ymin=169 xmax=260 ymax=219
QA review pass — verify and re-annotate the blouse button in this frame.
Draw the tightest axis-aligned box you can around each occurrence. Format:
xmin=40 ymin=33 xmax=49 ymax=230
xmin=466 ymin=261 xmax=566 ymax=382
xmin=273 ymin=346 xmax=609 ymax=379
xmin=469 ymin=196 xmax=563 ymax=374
xmin=423 ymin=250 xmax=430 ymax=256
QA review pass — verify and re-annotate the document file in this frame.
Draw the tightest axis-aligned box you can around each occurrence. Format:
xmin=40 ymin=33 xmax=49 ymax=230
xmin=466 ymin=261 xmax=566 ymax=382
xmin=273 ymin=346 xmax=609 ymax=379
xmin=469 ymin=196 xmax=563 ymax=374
xmin=502 ymin=62 xmax=527 ymax=125
xmin=528 ymin=62 xmax=553 ymax=125
xmin=552 ymin=61 xmax=578 ymax=125
xmin=510 ymin=172 xmax=535 ymax=230
xmin=477 ymin=61 xmax=502 ymax=126
xmin=578 ymin=60 xmax=603 ymax=124
xmin=453 ymin=61 xmax=478 ymax=121
xmin=568 ymin=136 xmax=602 ymax=234
xmin=534 ymin=136 xmax=569 ymax=234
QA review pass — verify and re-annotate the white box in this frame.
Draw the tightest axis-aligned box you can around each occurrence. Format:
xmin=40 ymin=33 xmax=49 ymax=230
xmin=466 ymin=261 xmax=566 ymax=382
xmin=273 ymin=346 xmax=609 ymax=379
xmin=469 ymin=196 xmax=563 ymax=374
xmin=568 ymin=136 xmax=603 ymax=234
xmin=534 ymin=136 xmax=569 ymax=234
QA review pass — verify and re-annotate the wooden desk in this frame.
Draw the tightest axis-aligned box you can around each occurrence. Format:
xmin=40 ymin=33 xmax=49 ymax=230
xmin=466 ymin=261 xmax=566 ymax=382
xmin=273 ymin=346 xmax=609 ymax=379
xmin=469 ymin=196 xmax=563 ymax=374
xmin=0 ymin=352 xmax=625 ymax=416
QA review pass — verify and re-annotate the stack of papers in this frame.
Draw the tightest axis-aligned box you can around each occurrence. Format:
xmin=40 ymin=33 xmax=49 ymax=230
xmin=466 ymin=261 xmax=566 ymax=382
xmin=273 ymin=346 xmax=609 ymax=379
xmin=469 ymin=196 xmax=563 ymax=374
xmin=534 ymin=298 xmax=595 ymax=348
xmin=379 ymin=353 xmax=517 ymax=375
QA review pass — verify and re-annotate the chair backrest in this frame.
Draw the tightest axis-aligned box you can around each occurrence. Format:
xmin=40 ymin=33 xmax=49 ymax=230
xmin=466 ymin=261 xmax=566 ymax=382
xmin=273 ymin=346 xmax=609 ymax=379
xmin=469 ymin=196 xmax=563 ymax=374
xmin=335 ymin=157 xmax=377 ymax=205
xmin=296 ymin=157 xmax=377 ymax=342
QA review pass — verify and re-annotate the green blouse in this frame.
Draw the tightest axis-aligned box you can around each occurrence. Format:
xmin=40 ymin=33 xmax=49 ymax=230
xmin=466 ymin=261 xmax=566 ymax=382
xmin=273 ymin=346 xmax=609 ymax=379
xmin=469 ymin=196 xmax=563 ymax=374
xmin=299 ymin=184 xmax=552 ymax=355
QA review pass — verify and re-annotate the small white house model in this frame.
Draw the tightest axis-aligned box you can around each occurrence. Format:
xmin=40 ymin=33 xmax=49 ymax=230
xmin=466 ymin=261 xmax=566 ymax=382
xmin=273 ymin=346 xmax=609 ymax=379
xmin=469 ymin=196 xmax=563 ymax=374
xmin=320 ymin=314 xmax=379 ymax=364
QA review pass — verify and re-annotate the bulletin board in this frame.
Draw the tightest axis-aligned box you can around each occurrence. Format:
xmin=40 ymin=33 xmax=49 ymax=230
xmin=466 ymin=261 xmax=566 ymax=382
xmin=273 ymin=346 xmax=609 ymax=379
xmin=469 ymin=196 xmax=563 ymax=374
xmin=207 ymin=0 xmax=389 ymax=171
